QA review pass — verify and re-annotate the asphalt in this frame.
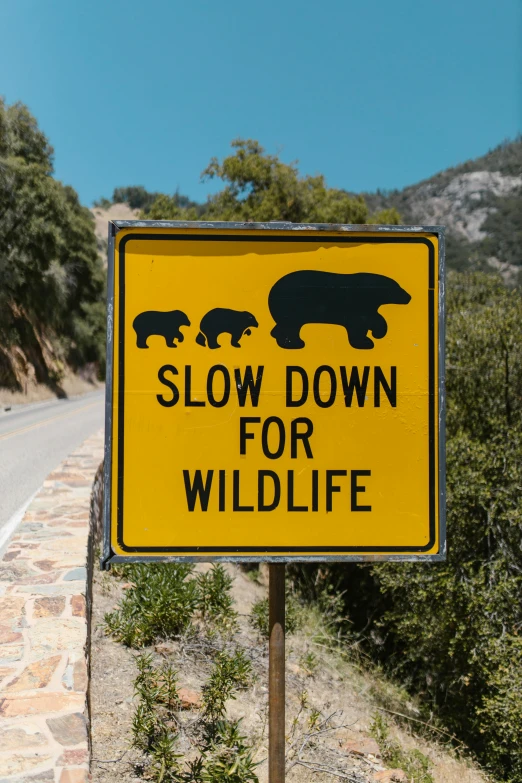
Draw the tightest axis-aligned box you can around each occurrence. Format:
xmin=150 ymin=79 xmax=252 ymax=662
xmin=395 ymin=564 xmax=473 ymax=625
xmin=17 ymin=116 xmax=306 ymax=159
xmin=0 ymin=389 xmax=105 ymax=548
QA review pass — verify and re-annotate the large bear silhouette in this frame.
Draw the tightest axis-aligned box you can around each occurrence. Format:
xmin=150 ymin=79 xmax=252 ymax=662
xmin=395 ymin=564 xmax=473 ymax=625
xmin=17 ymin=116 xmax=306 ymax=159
xmin=133 ymin=309 xmax=191 ymax=349
xmin=196 ymin=308 xmax=258 ymax=349
xmin=268 ymin=271 xmax=411 ymax=349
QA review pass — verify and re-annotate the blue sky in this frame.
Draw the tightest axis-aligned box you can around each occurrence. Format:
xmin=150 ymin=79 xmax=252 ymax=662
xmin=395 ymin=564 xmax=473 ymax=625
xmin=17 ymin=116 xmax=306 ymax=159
xmin=1 ymin=0 xmax=520 ymax=205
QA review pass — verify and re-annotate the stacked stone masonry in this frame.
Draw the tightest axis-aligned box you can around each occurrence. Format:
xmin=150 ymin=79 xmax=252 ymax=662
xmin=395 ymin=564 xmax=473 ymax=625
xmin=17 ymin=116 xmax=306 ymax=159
xmin=0 ymin=431 xmax=104 ymax=783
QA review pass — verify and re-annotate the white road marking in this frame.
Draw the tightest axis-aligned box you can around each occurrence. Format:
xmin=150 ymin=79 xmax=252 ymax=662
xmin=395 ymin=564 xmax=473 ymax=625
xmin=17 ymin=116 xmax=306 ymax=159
xmin=0 ymin=490 xmax=39 ymax=557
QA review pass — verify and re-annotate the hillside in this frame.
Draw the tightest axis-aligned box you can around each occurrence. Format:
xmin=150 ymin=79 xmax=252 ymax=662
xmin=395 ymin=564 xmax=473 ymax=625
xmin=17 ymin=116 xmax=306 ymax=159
xmin=98 ymin=138 xmax=522 ymax=280
xmin=91 ymin=562 xmax=488 ymax=783
xmin=363 ymin=138 xmax=522 ymax=278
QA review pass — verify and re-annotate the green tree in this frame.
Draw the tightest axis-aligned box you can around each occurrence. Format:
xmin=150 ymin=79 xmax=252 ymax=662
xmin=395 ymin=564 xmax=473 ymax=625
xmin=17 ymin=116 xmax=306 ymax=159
xmin=112 ymin=185 xmax=159 ymax=211
xmin=146 ymin=138 xmax=401 ymax=225
xmin=146 ymin=192 xmax=202 ymax=221
xmin=0 ymin=98 xmax=105 ymax=386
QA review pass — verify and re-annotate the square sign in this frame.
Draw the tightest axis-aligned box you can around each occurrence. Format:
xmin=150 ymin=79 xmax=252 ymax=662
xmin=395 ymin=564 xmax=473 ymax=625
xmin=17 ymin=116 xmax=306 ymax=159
xmin=102 ymin=222 xmax=445 ymax=566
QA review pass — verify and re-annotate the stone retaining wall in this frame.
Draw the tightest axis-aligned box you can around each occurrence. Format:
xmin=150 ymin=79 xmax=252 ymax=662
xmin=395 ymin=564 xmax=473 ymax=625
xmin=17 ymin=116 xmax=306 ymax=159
xmin=0 ymin=431 xmax=104 ymax=783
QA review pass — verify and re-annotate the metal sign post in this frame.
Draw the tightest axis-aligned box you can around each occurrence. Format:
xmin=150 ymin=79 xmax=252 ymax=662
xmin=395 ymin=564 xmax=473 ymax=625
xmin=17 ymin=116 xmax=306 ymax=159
xmin=269 ymin=564 xmax=286 ymax=783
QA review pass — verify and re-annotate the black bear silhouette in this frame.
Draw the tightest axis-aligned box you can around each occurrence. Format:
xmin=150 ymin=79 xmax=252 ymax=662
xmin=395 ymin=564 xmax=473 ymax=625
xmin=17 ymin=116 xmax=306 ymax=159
xmin=133 ymin=310 xmax=191 ymax=349
xmin=196 ymin=308 xmax=258 ymax=349
xmin=268 ymin=271 xmax=411 ymax=349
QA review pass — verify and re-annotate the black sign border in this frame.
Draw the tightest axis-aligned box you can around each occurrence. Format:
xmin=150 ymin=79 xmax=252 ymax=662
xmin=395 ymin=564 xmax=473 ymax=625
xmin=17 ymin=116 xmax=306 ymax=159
xmin=110 ymin=232 xmax=438 ymax=556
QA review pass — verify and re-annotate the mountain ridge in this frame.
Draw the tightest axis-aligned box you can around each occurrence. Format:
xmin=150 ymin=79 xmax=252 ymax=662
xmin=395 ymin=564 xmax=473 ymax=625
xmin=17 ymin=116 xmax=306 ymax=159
xmin=362 ymin=137 xmax=522 ymax=278
xmin=92 ymin=137 xmax=522 ymax=278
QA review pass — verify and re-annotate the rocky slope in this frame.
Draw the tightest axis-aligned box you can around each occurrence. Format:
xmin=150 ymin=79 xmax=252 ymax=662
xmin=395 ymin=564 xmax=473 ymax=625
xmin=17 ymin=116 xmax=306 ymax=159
xmin=363 ymin=138 xmax=522 ymax=278
xmin=379 ymin=169 xmax=521 ymax=243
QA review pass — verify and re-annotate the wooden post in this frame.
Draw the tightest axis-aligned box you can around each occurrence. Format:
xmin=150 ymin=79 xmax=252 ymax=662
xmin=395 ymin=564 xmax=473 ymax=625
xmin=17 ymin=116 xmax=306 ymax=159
xmin=269 ymin=563 xmax=285 ymax=783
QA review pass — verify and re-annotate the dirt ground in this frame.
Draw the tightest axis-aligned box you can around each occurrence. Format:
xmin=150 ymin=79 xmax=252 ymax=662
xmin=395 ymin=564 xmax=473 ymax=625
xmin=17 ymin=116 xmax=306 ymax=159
xmin=89 ymin=564 xmax=489 ymax=783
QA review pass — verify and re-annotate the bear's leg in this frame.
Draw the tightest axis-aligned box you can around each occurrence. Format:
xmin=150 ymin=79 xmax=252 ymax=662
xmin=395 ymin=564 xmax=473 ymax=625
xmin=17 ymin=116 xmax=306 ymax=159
xmin=136 ymin=332 xmax=149 ymax=349
xmin=206 ymin=332 xmax=221 ymax=350
xmin=370 ymin=313 xmax=388 ymax=340
xmin=271 ymin=322 xmax=305 ymax=349
xmin=164 ymin=333 xmax=178 ymax=348
xmin=231 ymin=329 xmax=242 ymax=348
xmin=345 ymin=323 xmax=374 ymax=350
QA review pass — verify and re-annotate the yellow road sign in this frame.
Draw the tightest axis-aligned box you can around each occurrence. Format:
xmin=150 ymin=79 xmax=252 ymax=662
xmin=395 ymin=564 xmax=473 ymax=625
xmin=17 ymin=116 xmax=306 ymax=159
xmin=102 ymin=222 xmax=445 ymax=564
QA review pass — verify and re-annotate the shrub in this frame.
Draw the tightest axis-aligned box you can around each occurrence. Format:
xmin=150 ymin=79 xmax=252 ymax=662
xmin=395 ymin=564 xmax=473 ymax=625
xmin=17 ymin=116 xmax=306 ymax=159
xmin=370 ymin=714 xmax=433 ymax=783
xmin=249 ymin=592 xmax=302 ymax=639
xmin=105 ymin=563 xmax=198 ymax=647
xmin=199 ymin=720 xmax=259 ymax=782
xmin=105 ymin=563 xmax=241 ymax=648
xmin=131 ymin=652 xmax=257 ymax=783
xmin=196 ymin=565 xmax=238 ymax=632
xmin=202 ymin=649 xmax=252 ymax=722
xmin=132 ymin=654 xmax=183 ymax=781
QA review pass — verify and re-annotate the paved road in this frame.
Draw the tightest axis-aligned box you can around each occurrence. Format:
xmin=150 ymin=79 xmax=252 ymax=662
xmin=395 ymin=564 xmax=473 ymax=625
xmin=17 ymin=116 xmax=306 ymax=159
xmin=0 ymin=390 xmax=104 ymax=549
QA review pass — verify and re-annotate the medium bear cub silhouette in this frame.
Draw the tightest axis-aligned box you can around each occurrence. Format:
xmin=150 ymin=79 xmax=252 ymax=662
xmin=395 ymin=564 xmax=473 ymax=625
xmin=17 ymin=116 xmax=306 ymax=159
xmin=133 ymin=309 xmax=191 ymax=348
xmin=196 ymin=308 xmax=258 ymax=349
xmin=268 ymin=270 xmax=411 ymax=349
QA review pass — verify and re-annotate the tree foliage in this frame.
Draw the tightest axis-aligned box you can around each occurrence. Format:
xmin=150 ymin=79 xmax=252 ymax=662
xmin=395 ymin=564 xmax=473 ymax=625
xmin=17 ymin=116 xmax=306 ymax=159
xmin=481 ymin=188 xmax=522 ymax=268
xmin=293 ymin=272 xmax=522 ymax=780
xmin=112 ymin=185 xmax=160 ymax=211
xmin=94 ymin=184 xmax=206 ymax=218
xmin=0 ymin=99 xmax=105 ymax=384
xmin=145 ymin=139 xmax=400 ymax=225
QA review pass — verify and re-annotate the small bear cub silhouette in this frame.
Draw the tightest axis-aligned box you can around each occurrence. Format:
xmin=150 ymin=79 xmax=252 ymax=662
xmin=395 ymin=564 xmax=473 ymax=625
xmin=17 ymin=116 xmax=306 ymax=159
xmin=269 ymin=270 xmax=411 ymax=349
xmin=133 ymin=309 xmax=191 ymax=349
xmin=196 ymin=308 xmax=258 ymax=349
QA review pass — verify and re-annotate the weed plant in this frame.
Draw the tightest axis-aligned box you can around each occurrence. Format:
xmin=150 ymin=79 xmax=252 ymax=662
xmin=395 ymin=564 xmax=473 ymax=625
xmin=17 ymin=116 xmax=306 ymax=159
xmin=298 ymin=650 xmax=318 ymax=676
xmin=109 ymin=563 xmax=257 ymax=780
xmin=371 ymin=713 xmax=434 ymax=783
xmin=131 ymin=651 xmax=257 ymax=782
xmin=202 ymin=649 xmax=252 ymax=722
xmin=105 ymin=563 xmax=238 ymax=648
xmin=249 ymin=591 xmax=302 ymax=638
xmin=196 ymin=565 xmax=238 ymax=632
xmin=132 ymin=654 xmax=183 ymax=781
xmin=199 ymin=720 xmax=258 ymax=782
